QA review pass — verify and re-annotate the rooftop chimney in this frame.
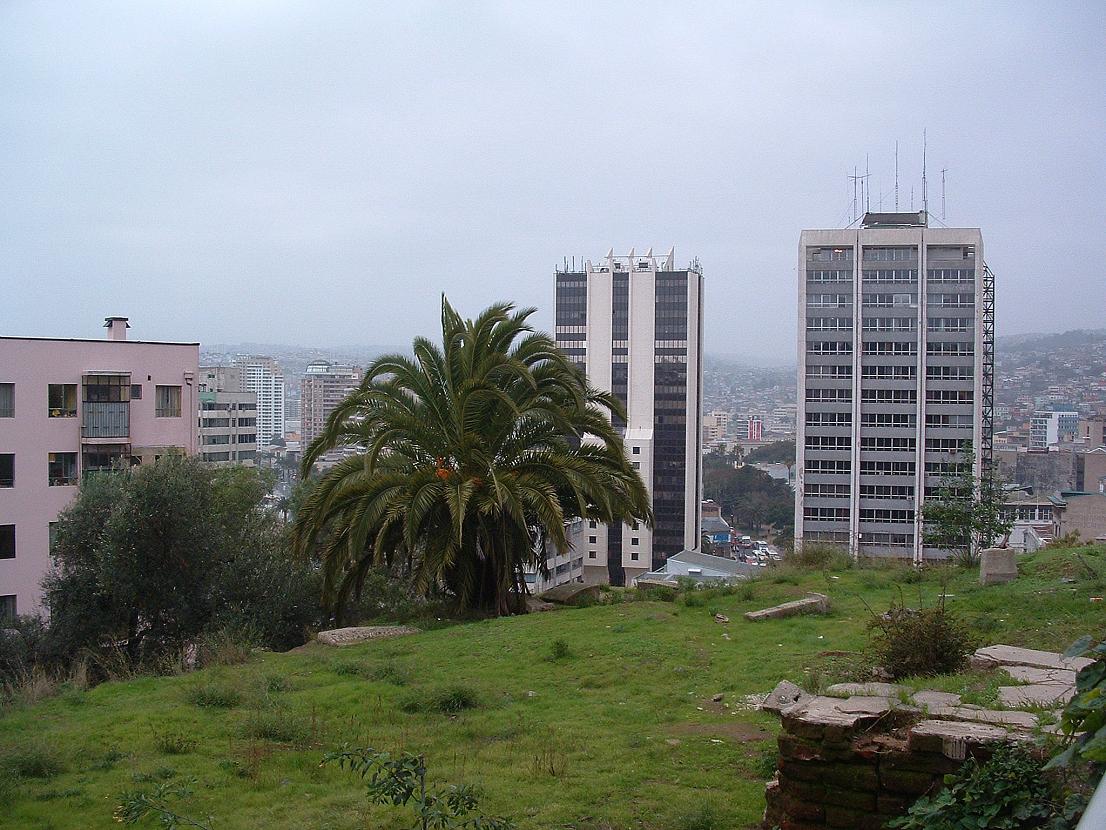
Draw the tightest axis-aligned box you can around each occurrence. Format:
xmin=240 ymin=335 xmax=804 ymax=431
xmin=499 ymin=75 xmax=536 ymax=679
xmin=104 ymin=316 xmax=130 ymax=341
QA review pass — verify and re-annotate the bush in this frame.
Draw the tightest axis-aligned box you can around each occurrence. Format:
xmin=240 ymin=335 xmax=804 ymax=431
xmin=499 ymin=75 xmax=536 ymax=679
xmin=548 ymin=639 xmax=571 ymax=661
xmin=186 ymin=681 xmax=243 ymax=708
xmin=889 ymin=744 xmax=1078 ymax=829
xmin=793 ymin=543 xmax=852 ymax=570
xmin=1 ymin=741 xmax=65 ymax=779
xmin=400 ymin=685 xmax=481 ymax=715
xmin=152 ymin=729 xmax=197 ymax=755
xmin=370 ymin=661 xmax=412 ymax=686
xmin=868 ymin=601 xmax=977 ymax=679
xmin=0 ymin=616 xmax=47 ymax=686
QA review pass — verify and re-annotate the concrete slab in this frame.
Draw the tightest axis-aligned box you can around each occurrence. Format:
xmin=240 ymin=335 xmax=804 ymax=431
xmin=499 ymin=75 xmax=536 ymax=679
xmin=761 ymin=679 xmax=812 ymax=715
xmin=912 ymin=690 xmax=963 ymax=708
xmin=316 ymin=625 xmax=418 ymax=646
xmin=539 ymin=582 xmax=602 ymax=605
xmin=979 ymin=548 xmax=1018 ymax=586
xmin=998 ymin=684 xmax=1075 ymax=708
xmin=924 ymin=705 xmax=1038 ymax=730
xmin=970 ymin=644 xmax=1093 ymax=672
xmin=826 ymin=682 xmax=906 ymax=698
xmin=745 ymin=592 xmax=830 ymax=622
xmin=909 ymin=720 xmax=1014 ymax=759
xmin=1002 ymin=665 xmax=1077 ymax=686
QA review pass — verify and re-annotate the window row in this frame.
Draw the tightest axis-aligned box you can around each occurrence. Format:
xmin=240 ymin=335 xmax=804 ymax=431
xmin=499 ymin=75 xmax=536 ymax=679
xmin=806 ymin=436 xmax=851 ymax=450
xmin=862 ymin=365 xmax=916 ymax=379
xmin=808 ymin=341 xmax=852 ymax=355
xmin=927 ymin=268 xmax=975 ymax=282
xmin=804 ymin=507 xmax=850 ymax=521
xmin=806 ymin=483 xmax=851 ymax=497
xmin=928 ymin=318 xmax=973 ymax=332
xmin=860 ymin=485 xmax=914 ymax=499
xmin=807 ymin=412 xmax=852 ymax=426
xmin=807 ymin=388 xmax=852 ymax=402
xmin=808 ymin=269 xmax=852 ymax=283
xmin=862 ymin=389 xmax=917 ymax=403
xmin=863 ymin=269 xmax=918 ymax=283
xmin=863 ymin=247 xmax=915 ymax=262
xmin=808 ymin=294 xmax=851 ymax=308
xmin=863 ymin=533 xmax=914 ymax=547
xmin=928 ymin=342 xmax=973 ymax=356
xmin=927 ymin=366 xmax=973 ymax=380
xmin=861 ymin=413 xmax=915 ymax=427
xmin=930 ymin=293 xmax=974 ymax=308
xmin=809 ymin=248 xmax=852 ymax=262
xmin=861 ymin=460 xmax=915 ymax=476
xmin=0 ymin=382 xmax=181 ymax=418
xmin=863 ymin=293 xmax=915 ymax=308
xmin=865 ymin=341 xmax=917 ymax=356
xmin=807 ymin=365 xmax=852 ymax=378
xmin=807 ymin=317 xmax=853 ymax=331
xmin=805 ymin=460 xmax=851 ymax=474
xmin=859 ymin=508 xmax=915 ymax=523
xmin=860 ymin=437 xmax=915 ymax=451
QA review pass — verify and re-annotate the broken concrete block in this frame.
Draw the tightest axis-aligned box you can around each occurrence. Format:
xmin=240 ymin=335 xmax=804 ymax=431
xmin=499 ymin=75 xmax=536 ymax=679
xmin=826 ymin=682 xmax=906 ymax=698
xmin=1001 ymin=665 xmax=1077 ymax=686
xmin=979 ymin=548 xmax=1018 ymax=586
xmin=970 ymin=644 xmax=1093 ymax=672
xmin=316 ymin=625 xmax=418 ymax=646
xmin=745 ymin=592 xmax=830 ymax=622
xmin=908 ymin=720 xmax=1013 ymax=758
xmin=761 ymin=680 xmax=812 ymax=715
xmin=912 ymin=690 xmax=963 ymax=709
xmin=998 ymin=684 xmax=1075 ymax=708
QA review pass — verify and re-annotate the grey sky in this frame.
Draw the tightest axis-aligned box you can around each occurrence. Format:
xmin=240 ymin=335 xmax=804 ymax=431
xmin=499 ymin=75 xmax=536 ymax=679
xmin=2 ymin=1 xmax=1104 ymax=363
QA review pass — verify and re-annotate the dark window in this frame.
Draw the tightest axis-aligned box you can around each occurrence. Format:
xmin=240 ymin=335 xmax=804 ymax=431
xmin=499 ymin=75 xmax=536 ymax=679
xmin=131 ymin=384 xmax=143 ymax=399
xmin=0 ymin=454 xmax=12 ymax=487
xmin=0 ymin=525 xmax=14 ymax=559
xmin=588 ymin=536 xmax=596 ymax=544
xmin=0 ymin=595 xmax=15 ymax=623
xmin=48 ymin=384 xmax=78 ymax=417
xmin=630 ymin=551 xmax=639 ymax=561
xmin=0 ymin=383 xmax=13 ymax=417
xmin=632 ymin=446 xmax=640 ymax=455
xmin=156 ymin=385 xmax=182 ymax=417
xmin=48 ymin=452 xmax=78 ymax=486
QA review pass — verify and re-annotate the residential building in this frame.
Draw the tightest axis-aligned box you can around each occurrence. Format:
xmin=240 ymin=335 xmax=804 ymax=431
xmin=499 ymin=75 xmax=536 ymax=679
xmin=232 ymin=356 xmax=285 ymax=448
xmin=702 ymin=410 xmax=730 ymax=446
xmin=197 ymin=366 xmax=257 ymax=466
xmin=523 ymin=518 xmax=586 ymax=594
xmin=301 ymin=361 xmax=363 ymax=448
xmin=0 ymin=317 xmax=198 ymax=616
xmin=1078 ymin=419 xmax=1105 ymax=448
xmin=636 ymin=548 xmax=753 ymax=586
xmin=1053 ymin=492 xmax=1106 ymax=544
xmin=554 ymin=247 xmax=704 ymax=585
xmin=747 ymin=415 xmax=764 ymax=442
xmin=1030 ymin=409 xmax=1079 ymax=450
xmin=795 ymin=211 xmax=993 ymax=562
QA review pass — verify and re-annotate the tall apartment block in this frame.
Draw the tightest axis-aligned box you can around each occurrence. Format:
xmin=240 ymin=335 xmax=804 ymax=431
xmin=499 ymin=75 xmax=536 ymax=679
xmin=554 ymin=248 xmax=704 ymax=585
xmin=795 ymin=212 xmax=994 ymax=562
xmin=301 ymin=361 xmax=363 ymax=448
xmin=197 ymin=366 xmax=258 ymax=465
xmin=0 ymin=317 xmax=199 ymax=616
xmin=233 ymin=356 xmax=285 ymax=448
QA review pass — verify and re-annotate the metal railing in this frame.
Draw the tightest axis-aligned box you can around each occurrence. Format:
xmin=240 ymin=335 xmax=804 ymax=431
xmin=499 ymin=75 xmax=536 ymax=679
xmin=82 ymin=401 xmax=129 ymax=438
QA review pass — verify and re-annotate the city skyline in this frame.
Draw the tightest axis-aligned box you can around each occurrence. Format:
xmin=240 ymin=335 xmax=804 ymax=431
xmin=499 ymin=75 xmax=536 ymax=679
xmin=3 ymin=3 xmax=1104 ymax=361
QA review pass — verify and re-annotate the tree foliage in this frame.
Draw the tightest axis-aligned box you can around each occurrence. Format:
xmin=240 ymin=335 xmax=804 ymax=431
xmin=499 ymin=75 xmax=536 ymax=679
xmin=41 ymin=456 xmax=322 ymax=668
xmin=703 ymin=464 xmax=793 ymax=536
xmin=293 ymin=298 xmax=652 ymax=617
xmin=922 ymin=445 xmax=1012 ymax=560
xmin=743 ymin=440 xmax=795 ymax=466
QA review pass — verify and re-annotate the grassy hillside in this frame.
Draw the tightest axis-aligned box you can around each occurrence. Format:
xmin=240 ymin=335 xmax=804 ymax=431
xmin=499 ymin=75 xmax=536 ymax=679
xmin=3 ymin=546 xmax=1106 ymax=830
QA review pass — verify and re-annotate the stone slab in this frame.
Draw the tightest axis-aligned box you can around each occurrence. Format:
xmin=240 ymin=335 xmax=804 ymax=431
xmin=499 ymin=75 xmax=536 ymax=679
xmin=912 ymin=690 xmax=963 ymax=708
xmin=998 ymin=683 xmax=1075 ymax=708
xmin=979 ymin=548 xmax=1018 ymax=586
xmin=745 ymin=592 xmax=830 ymax=622
xmin=826 ymin=682 xmax=906 ymax=698
xmin=316 ymin=625 xmax=418 ymax=647
xmin=908 ymin=719 xmax=1013 ymax=759
xmin=761 ymin=679 xmax=813 ymax=715
xmin=1002 ymin=665 xmax=1077 ymax=686
xmin=925 ymin=705 xmax=1038 ymax=730
xmin=539 ymin=582 xmax=602 ymax=605
xmin=970 ymin=644 xmax=1093 ymax=672
xmin=787 ymin=695 xmax=894 ymax=729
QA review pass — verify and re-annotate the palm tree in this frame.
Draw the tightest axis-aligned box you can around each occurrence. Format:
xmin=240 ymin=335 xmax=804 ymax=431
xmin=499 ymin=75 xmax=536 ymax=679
xmin=292 ymin=297 xmax=652 ymax=617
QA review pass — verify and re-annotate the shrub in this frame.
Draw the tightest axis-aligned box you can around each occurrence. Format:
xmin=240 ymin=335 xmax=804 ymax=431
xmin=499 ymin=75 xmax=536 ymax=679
xmin=195 ymin=628 xmax=256 ymax=668
xmin=635 ymin=585 xmax=677 ymax=602
xmin=186 ymin=681 xmax=243 ymax=708
xmin=0 ymin=615 xmax=47 ymax=686
xmin=868 ymin=600 xmax=977 ymax=679
xmin=1047 ymin=635 xmax=1106 ymax=792
xmin=370 ymin=661 xmax=412 ymax=686
xmin=264 ymin=673 xmax=291 ymax=694
xmin=548 ymin=639 xmax=571 ymax=661
xmin=889 ymin=744 xmax=1077 ymax=829
xmin=241 ymin=707 xmax=313 ymax=745
xmin=1 ymin=741 xmax=65 ymax=779
xmin=332 ymin=659 xmax=368 ymax=677
xmin=152 ymin=729 xmax=197 ymax=756
xmin=400 ymin=685 xmax=481 ymax=715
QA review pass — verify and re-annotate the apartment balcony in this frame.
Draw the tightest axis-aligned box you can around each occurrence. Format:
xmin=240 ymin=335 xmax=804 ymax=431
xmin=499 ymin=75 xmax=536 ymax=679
xmin=82 ymin=401 xmax=129 ymax=440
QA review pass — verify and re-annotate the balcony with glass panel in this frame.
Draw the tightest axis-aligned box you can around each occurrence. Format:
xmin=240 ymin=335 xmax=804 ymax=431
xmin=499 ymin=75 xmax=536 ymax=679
xmin=81 ymin=373 xmax=131 ymax=440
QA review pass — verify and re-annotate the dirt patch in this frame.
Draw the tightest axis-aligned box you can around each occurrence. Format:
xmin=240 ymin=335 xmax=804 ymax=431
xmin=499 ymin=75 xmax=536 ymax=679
xmin=670 ymin=720 xmax=774 ymax=743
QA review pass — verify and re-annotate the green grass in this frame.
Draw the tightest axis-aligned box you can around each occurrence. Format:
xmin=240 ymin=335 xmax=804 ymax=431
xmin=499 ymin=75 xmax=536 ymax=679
xmin=2 ymin=545 xmax=1105 ymax=829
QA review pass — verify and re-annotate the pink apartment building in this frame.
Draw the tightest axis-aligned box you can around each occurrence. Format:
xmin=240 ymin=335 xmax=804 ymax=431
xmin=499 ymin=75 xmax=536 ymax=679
xmin=0 ymin=317 xmax=199 ymax=617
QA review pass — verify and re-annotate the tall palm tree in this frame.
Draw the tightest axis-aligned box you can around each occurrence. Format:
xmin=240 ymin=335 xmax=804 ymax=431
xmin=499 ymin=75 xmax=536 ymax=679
xmin=292 ymin=297 xmax=652 ymax=617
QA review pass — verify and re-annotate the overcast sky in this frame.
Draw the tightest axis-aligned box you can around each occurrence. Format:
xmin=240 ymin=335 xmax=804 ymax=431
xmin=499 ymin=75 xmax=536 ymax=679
xmin=2 ymin=1 xmax=1104 ymax=363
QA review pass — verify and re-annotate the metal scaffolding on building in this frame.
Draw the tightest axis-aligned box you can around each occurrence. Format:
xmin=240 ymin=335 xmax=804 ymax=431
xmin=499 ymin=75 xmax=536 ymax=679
xmin=980 ymin=263 xmax=996 ymax=474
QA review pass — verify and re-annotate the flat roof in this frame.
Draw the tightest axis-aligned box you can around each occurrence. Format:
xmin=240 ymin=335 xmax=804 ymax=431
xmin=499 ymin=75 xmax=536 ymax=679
xmin=0 ymin=335 xmax=199 ymax=346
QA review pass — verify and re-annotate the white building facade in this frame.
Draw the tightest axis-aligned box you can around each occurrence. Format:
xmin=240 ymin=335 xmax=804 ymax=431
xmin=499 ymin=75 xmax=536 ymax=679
xmin=555 ymin=248 xmax=704 ymax=585
xmin=795 ymin=212 xmax=993 ymax=563
xmin=233 ymin=356 xmax=285 ymax=448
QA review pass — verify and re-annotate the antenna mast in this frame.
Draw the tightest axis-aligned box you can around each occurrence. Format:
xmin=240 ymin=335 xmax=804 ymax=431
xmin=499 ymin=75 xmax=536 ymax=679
xmin=922 ymin=129 xmax=928 ymax=216
xmin=894 ymin=140 xmax=899 ymax=210
xmin=941 ymin=167 xmax=949 ymax=221
xmin=848 ymin=166 xmax=861 ymax=224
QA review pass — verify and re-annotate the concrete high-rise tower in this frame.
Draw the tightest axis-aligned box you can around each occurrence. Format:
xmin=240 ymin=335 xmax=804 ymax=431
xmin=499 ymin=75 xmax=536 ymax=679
xmin=554 ymin=248 xmax=704 ymax=585
xmin=795 ymin=211 xmax=994 ymax=562
xmin=233 ymin=356 xmax=285 ymax=448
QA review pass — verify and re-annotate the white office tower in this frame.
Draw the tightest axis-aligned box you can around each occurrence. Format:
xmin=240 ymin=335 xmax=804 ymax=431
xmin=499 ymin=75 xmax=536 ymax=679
xmin=232 ymin=356 xmax=286 ymax=448
xmin=554 ymin=248 xmax=704 ymax=585
xmin=795 ymin=212 xmax=994 ymax=563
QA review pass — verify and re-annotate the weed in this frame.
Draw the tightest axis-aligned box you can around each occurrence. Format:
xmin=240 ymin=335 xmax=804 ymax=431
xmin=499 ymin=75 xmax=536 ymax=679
xmin=735 ymin=581 xmax=757 ymax=602
xmin=131 ymin=767 xmax=177 ymax=784
xmin=241 ymin=707 xmax=313 ymax=745
xmin=187 ymin=681 xmax=243 ymax=708
xmin=332 ymin=659 xmax=367 ymax=677
xmin=196 ymin=627 xmax=255 ymax=668
xmin=370 ymin=661 xmax=412 ymax=686
xmin=682 ymin=593 xmax=706 ymax=608
xmin=152 ymin=729 xmax=197 ymax=755
xmin=0 ymin=776 xmax=18 ymax=807
xmin=88 ymin=748 xmax=125 ymax=772
xmin=549 ymin=639 xmax=571 ymax=661
xmin=264 ymin=673 xmax=291 ymax=694
xmin=674 ymin=804 xmax=722 ymax=830
xmin=33 ymin=787 xmax=83 ymax=802
xmin=1 ymin=741 xmax=65 ymax=779
xmin=868 ymin=600 xmax=977 ymax=679
xmin=435 ymin=685 xmax=480 ymax=713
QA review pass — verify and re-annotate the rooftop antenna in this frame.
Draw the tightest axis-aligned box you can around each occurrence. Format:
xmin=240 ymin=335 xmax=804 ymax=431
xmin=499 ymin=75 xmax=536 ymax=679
xmin=922 ymin=128 xmax=928 ymax=216
xmin=894 ymin=140 xmax=899 ymax=210
xmin=865 ymin=154 xmax=870 ymax=213
xmin=848 ymin=166 xmax=861 ymax=223
xmin=941 ymin=167 xmax=949 ymax=221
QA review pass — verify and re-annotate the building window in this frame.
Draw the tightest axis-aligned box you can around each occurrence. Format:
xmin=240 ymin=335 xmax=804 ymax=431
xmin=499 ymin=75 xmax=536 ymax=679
xmin=630 ymin=552 xmax=639 ymax=561
xmin=0 ymin=525 xmax=14 ymax=559
xmin=131 ymin=384 xmax=143 ymax=399
xmin=48 ymin=452 xmax=78 ymax=486
xmin=588 ymin=536 xmax=597 ymax=544
xmin=632 ymin=446 xmax=640 ymax=454
xmin=48 ymin=384 xmax=77 ymax=417
xmin=0 ymin=383 xmax=13 ymax=418
xmin=156 ymin=385 xmax=182 ymax=417
xmin=631 ymin=537 xmax=639 ymax=545
xmin=632 ymin=462 xmax=640 ymax=469
xmin=0 ymin=595 xmax=15 ymax=623
xmin=589 ymin=520 xmax=597 ymax=529
xmin=588 ymin=550 xmax=596 ymax=559
xmin=0 ymin=454 xmax=12 ymax=487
